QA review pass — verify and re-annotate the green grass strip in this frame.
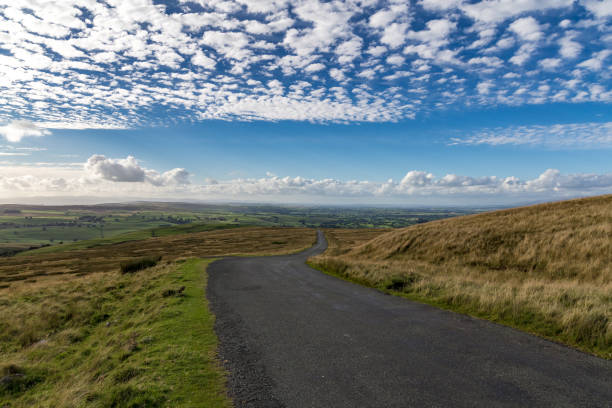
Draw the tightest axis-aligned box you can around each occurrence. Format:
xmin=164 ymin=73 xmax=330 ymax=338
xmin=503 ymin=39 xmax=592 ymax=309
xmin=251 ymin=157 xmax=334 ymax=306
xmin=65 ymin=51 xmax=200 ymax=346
xmin=1 ymin=259 xmax=231 ymax=407
xmin=136 ymin=259 xmax=231 ymax=407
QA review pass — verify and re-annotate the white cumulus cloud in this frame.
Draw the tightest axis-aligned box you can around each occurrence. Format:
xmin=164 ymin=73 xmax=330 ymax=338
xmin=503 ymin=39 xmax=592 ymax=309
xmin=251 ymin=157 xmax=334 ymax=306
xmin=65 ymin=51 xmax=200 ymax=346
xmin=0 ymin=121 xmax=51 ymax=143
xmin=85 ymin=155 xmax=190 ymax=185
xmin=2 ymin=164 xmax=611 ymax=205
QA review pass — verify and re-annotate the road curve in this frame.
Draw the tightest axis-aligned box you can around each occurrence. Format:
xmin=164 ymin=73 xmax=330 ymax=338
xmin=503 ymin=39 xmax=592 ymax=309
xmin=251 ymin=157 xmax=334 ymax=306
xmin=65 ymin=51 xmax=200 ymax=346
xmin=207 ymin=231 xmax=612 ymax=408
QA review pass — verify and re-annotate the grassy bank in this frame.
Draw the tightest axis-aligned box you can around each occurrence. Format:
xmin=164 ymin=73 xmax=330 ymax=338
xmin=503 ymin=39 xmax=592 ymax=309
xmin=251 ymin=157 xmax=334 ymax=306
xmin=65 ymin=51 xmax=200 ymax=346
xmin=0 ymin=259 xmax=231 ymax=407
xmin=310 ymin=195 xmax=612 ymax=359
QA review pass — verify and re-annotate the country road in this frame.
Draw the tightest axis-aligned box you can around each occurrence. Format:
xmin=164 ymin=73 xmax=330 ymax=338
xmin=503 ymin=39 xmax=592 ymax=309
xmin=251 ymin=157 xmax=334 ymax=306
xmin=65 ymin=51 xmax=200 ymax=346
xmin=207 ymin=231 xmax=612 ymax=408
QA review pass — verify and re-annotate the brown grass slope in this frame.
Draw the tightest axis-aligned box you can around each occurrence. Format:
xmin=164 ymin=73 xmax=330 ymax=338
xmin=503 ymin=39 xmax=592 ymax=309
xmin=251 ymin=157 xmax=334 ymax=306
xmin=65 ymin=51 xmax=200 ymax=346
xmin=310 ymin=195 xmax=612 ymax=358
xmin=0 ymin=227 xmax=316 ymax=287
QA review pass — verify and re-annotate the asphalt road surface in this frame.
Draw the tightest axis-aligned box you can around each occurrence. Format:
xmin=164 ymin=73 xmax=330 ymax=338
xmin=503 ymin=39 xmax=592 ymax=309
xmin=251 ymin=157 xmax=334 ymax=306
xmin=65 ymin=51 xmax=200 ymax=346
xmin=207 ymin=231 xmax=612 ymax=408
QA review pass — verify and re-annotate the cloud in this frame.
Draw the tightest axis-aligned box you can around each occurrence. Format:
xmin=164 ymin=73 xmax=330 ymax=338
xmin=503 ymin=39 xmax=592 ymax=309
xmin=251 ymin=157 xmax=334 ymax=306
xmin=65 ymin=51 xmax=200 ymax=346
xmin=449 ymin=122 xmax=612 ymax=148
xmin=335 ymin=37 xmax=362 ymax=64
xmin=539 ymin=58 xmax=561 ymax=70
xmin=477 ymin=81 xmax=494 ymax=95
xmin=0 ymin=152 xmax=29 ymax=156
xmin=147 ymin=167 xmax=191 ymax=186
xmin=2 ymin=164 xmax=611 ymax=204
xmin=400 ymin=171 xmax=435 ymax=186
xmin=84 ymin=155 xmax=190 ymax=185
xmin=386 ymin=54 xmax=405 ymax=66
xmin=36 ymin=122 xmax=128 ymax=130
xmin=408 ymin=19 xmax=456 ymax=45
xmin=202 ymin=170 xmax=612 ymax=200
xmin=0 ymin=0 xmax=609 ymax=126
xmin=509 ymin=43 xmax=537 ymax=65
xmin=419 ymin=0 xmax=463 ymax=11
xmin=559 ymin=32 xmax=582 ymax=59
xmin=191 ymin=52 xmax=217 ymax=70
xmin=380 ymin=23 xmax=409 ymax=48
xmin=85 ymin=155 xmax=146 ymax=182
xmin=509 ymin=17 xmax=542 ymax=42
xmin=581 ymin=0 xmax=612 ymax=18
xmin=304 ymin=62 xmax=325 ymax=72
xmin=460 ymin=0 xmax=573 ymax=24
xmin=577 ymin=50 xmax=612 ymax=71
xmin=0 ymin=121 xmax=51 ymax=143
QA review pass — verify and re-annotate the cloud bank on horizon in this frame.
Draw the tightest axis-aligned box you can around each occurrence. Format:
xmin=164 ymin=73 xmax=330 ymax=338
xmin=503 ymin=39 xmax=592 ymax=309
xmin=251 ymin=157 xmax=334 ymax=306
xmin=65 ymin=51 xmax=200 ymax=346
xmin=0 ymin=0 xmax=611 ymax=129
xmin=1 ymin=154 xmax=611 ymax=204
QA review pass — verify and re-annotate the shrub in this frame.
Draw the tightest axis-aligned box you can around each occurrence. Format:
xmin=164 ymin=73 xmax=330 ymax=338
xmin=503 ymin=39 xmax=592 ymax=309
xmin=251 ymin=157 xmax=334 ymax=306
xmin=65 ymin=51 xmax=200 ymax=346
xmin=0 ymin=364 xmax=44 ymax=396
xmin=120 ymin=256 xmax=162 ymax=274
xmin=383 ymin=274 xmax=419 ymax=291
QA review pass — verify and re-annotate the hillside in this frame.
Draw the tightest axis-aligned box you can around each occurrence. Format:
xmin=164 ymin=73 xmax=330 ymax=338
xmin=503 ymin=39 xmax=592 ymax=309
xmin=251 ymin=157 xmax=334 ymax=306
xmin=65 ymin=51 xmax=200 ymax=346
xmin=354 ymin=194 xmax=611 ymax=281
xmin=310 ymin=195 xmax=612 ymax=358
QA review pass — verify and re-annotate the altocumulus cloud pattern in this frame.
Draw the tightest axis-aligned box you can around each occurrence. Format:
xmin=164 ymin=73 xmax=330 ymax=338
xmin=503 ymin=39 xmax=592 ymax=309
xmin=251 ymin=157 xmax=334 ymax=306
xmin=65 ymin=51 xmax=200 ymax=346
xmin=0 ymin=0 xmax=611 ymax=128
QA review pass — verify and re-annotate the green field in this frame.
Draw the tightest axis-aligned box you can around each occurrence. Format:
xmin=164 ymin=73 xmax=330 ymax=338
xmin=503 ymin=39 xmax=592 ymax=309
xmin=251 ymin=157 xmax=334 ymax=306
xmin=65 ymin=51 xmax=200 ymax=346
xmin=0 ymin=259 xmax=230 ymax=407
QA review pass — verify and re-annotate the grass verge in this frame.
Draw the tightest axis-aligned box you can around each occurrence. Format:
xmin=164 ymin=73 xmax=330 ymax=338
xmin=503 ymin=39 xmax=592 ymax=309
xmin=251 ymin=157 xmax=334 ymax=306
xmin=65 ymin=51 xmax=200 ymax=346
xmin=309 ymin=255 xmax=611 ymax=360
xmin=309 ymin=197 xmax=612 ymax=359
xmin=0 ymin=259 xmax=231 ymax=407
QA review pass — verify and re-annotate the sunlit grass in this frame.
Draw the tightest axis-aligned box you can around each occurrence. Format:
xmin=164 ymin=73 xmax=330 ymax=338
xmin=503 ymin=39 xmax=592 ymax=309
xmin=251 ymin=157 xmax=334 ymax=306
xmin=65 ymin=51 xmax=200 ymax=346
xmin=0 ymin=259 xmax=231 ymax=407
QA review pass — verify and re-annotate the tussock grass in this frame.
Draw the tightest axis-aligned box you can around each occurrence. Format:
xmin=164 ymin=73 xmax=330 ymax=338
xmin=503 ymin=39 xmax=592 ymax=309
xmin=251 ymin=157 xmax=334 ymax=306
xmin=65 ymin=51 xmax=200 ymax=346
xmin=310 ymin=195 xmax=612 ymax=358
xmin=120 ymin=256 xmax=162 ymax=274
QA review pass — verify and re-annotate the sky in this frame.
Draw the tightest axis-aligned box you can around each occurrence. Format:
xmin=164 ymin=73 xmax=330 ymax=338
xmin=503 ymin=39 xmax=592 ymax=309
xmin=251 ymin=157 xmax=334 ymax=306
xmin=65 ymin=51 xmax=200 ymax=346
xmin=0 ymin=0 xmax=611 ymax=206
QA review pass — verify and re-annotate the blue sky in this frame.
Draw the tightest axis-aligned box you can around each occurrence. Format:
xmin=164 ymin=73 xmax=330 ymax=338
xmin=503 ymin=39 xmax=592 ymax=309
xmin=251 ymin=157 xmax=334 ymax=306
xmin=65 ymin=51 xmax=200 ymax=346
xmin=0 ymin=0 xmax=611 ymax=205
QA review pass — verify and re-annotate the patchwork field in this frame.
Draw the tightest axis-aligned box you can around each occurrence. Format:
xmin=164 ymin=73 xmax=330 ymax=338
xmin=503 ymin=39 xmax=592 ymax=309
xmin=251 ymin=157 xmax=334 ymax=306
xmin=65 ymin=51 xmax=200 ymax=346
xmin=0 ymin=202 xmax=472 ymax=256
xmin=310 ymin=194 xmax=612 ymax=358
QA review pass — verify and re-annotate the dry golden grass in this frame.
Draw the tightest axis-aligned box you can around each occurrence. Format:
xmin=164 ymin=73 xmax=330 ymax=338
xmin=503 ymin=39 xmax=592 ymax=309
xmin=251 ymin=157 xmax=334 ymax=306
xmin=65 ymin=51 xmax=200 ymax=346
xmin=0 ymin=227 xmax=316 ymax=287
xmin=310 ymin=195 xmax=612 ymax=358
xmin=321 ymin=228 xmax=389 ymax=256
